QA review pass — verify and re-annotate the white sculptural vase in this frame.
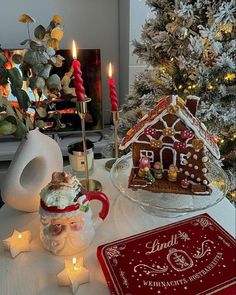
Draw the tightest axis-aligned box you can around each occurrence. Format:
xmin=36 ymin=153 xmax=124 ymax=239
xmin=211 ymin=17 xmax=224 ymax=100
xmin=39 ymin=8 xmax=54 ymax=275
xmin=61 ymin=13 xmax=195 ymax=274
xmin=1 ymin=129 xmax=63 ymax=212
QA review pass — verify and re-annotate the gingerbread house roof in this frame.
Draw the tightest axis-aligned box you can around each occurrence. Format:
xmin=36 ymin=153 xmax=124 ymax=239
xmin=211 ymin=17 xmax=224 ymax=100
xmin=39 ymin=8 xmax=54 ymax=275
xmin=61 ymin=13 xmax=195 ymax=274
xmin=120 ymin=95 xmax=220 ymax=159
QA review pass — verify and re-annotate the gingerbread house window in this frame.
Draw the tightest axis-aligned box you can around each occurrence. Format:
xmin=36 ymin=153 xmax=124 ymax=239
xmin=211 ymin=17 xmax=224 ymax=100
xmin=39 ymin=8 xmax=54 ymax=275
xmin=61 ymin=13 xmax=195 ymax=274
xmin=140 ymin=150 xmax=154 ymax=162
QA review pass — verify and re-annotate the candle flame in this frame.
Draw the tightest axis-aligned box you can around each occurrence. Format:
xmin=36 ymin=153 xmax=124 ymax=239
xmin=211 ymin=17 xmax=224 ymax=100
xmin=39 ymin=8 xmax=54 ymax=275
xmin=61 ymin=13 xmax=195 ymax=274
xmin=18 ymin=234 xmax=22 ymax=239
xmin=108 ymin=62 xmax=113 ymax=78
xmin=72 ymin=257 xmax=79 ymax=271
xmin=72 ymin=40 xmax=77 ymax=59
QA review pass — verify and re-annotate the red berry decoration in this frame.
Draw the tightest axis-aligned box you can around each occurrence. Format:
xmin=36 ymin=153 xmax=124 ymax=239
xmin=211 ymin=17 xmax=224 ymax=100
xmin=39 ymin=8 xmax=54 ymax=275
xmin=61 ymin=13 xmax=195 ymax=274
xmin=181 ymin=178 xmax=190 ymax=189
xmin=174 ymin=141 xmax=187 ymax=150
xmin=144 ymin=127 xmax=156 ymax=136
xmin=181 ymin=130 xmax=194 ymax=139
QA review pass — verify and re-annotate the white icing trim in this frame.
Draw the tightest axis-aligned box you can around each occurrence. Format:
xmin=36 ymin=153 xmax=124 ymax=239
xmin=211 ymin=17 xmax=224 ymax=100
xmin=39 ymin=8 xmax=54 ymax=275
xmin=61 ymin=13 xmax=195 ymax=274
xmin=135 ymin=140 xmax=173 ymax=148
xmin=178 ymin=107 xmax=220 ymax=159
xmin=202 ymin=168 xmax=208 ymax=173
xmin=172 ymin=94 xmax=178 ymax=105
xmin=140 ymin=114 xmax=148 ymax=121
xmin=185 ymin=171 xmax=190 ymax=176
xmin=194 ymin=165 xmax=198 ymax=170
xmin=191 ymin=174 xmax=195 ymax=178
xmin=136 ymin=140 xmax=151 ymax=145
xmin=172 ymin=118 xmax=181 ymax=128
xmin=120 ymin=110 xmax=168 ymax=150
xmin=202 ymin=156 xmax=209 ymax=163
xmin=160 ymin=117 xmax=168 ymax=128
xmin=186 ymin=95 xmax=200 ymax=101
xmin=130 ymin=184 xmax=148 ymax=188
xmin=180 ymin=153 xmax=188 ymax=165
xmin=186 ymin=138 xmax=191 ymax=144
xmin=161 ymin=143 xmax=173 ymax=147
xmin=196 ymin=178 xmax=201 ymax=182
xmin=171 ymin=136 xmax=179 ymax=142
xmin=186 ymin=152 xmax=192 ymax=158
xmin=193 ymin=191 xmax=210 ymax=195
xmin=201 ymin=122 xmax=207 ymax=131
xmin=160 ymin=146 xmax=177 ymax=166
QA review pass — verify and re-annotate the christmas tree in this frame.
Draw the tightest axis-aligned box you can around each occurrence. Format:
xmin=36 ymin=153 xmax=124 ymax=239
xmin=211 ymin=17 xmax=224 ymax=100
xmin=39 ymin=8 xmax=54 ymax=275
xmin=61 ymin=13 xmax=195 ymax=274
xmin=119 ymin=0 xmax=236 ymax=202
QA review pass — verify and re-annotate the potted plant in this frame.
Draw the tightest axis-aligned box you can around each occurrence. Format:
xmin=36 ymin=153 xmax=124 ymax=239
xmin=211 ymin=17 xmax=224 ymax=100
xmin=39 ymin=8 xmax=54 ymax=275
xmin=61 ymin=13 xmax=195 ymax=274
xmin=0 ymin=14 xmax=66 ymax=136
xmin=0 ymin=14 xmax=65 ymax=212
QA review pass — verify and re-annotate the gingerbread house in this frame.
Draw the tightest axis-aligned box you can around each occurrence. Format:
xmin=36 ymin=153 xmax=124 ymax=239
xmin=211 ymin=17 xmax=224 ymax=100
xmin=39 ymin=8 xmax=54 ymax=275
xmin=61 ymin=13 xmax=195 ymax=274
xmin=119 ymin=95 xmax=220 ymax=195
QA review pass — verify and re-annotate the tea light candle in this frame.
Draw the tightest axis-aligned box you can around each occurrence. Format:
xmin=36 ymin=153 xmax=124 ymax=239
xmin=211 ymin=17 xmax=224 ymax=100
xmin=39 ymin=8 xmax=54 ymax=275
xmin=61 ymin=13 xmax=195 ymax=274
xmin=57 ymin=257 xmax=90 ymax=294
xmin=2 ymin=230 xmax=31 ymax=258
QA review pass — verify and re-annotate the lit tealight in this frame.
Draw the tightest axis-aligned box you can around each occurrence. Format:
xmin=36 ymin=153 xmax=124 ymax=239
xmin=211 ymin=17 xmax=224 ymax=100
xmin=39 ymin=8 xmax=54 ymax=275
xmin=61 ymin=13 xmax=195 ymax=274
xmin=72 ymin=257 xmax=79 ymax=271
xmin=2 ymin=230 xmax=31 ymax=258
xmin=57 ymin=257 xmax=90 ymax=294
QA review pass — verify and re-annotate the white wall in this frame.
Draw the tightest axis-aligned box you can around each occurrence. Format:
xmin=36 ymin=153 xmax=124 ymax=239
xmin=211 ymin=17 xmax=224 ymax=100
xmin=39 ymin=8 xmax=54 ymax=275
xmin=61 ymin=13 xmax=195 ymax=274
xmin=118 ymin=0 xmax=130 ymax=104
xmin=0 ymin=0 xmax=119 ymax=124
xmin=129 ymin=0 xmax=151 ymax=92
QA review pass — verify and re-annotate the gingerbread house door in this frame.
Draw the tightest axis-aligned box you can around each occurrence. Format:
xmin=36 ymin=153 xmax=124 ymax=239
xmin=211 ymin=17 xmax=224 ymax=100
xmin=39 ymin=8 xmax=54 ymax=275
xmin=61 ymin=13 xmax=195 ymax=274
xmin=160 ymin=147 xmax=177 ymax=170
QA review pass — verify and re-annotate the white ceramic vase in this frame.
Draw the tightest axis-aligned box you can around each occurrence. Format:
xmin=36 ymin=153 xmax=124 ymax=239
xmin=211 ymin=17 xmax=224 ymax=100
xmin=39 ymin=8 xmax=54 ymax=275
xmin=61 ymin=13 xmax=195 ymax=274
xmin=1 ymin=129 xmax=63 ymax=212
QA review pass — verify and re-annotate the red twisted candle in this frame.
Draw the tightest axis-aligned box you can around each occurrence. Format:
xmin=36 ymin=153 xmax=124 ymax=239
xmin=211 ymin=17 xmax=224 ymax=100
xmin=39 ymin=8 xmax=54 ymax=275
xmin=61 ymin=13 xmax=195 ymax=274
xmin=72 ymin=40 xmax=86 ymax=102
xmin=108 ymin=62 xmax=118 ymax=112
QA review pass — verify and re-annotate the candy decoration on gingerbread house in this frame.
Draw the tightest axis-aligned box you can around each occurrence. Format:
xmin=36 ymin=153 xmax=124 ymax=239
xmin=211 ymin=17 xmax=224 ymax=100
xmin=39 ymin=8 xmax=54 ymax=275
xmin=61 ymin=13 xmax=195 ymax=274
xmin=119 ymin=95 xmax=220 ymax=195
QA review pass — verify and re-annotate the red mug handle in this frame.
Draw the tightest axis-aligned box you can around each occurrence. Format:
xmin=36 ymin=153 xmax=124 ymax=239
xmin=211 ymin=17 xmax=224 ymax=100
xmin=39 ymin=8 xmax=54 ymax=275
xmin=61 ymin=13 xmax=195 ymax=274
xmin=85 ymin=191 xmax=109 ymax=220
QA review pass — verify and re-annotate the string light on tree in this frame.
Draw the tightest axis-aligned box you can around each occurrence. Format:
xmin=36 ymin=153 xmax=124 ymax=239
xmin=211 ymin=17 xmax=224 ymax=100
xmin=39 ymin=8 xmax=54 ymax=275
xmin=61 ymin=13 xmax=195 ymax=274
xmin=224 ymin=73 xmax=236 ymax=81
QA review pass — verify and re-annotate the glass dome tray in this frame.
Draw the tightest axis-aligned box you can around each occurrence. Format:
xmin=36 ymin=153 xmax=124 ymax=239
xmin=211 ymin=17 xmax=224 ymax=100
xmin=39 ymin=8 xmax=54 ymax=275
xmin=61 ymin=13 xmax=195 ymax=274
xmin=110 ymin=153 xmax=228 ymax=217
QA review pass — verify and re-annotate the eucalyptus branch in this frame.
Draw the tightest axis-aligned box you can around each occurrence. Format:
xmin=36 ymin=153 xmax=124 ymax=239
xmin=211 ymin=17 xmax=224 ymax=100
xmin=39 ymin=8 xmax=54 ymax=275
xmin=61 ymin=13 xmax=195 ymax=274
xmin=27 ymin=23 xmax=31 ymax=39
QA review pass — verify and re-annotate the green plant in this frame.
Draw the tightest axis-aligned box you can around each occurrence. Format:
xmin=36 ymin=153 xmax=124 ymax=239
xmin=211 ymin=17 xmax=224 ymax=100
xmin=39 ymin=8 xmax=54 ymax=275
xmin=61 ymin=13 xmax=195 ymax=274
xmin=0 ymin=14 xmax=65 ymax=138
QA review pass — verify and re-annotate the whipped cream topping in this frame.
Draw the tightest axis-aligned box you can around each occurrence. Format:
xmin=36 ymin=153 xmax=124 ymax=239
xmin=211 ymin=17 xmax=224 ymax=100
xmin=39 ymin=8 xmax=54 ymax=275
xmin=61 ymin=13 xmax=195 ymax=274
xmin=40 ymin=172 xmax=82 ymax=209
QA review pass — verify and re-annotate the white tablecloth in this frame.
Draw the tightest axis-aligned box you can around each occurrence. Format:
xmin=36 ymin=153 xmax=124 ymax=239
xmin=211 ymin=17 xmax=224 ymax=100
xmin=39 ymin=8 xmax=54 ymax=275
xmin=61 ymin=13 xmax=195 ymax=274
xmin=0 ymin=159 xmax=235 ymax=295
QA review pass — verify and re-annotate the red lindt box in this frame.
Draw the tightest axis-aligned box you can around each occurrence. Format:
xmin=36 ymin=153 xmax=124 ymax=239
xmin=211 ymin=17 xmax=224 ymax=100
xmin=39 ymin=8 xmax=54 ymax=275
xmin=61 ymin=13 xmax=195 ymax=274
xmin=97 ymin=214 xmax=236 ymax=295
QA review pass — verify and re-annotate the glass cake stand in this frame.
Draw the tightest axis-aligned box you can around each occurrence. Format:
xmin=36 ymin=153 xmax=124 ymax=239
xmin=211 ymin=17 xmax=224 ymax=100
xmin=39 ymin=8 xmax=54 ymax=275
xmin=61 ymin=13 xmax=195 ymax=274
xmin=110 ymin=153 xmax=229 ymax=217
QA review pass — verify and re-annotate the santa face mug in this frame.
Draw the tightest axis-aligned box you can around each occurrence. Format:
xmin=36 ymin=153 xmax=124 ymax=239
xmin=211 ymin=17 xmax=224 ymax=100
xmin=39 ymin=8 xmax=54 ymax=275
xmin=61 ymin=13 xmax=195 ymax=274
xmin=39 ymin=172 xmax=109 ymax=256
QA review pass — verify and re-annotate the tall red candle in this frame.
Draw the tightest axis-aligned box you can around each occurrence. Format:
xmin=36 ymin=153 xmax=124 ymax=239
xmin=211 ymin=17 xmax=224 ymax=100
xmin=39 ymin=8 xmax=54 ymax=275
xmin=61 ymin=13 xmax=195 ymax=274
xmin=108 ymin=63 xmax=118 ymax=112
xmin=72 ymin=40 xmax=86 ymax=102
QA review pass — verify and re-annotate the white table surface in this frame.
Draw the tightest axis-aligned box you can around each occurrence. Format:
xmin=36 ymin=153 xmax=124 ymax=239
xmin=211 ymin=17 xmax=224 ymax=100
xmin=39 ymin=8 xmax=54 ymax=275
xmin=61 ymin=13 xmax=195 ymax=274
xmin=0 ymin=159 xmax=235 ymax=295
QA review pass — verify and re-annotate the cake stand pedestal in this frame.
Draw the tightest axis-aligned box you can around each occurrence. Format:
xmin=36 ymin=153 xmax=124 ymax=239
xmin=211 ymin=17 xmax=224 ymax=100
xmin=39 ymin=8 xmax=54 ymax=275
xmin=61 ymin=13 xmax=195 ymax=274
xmin=110 ymin=153 xmax=228 ymax=218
